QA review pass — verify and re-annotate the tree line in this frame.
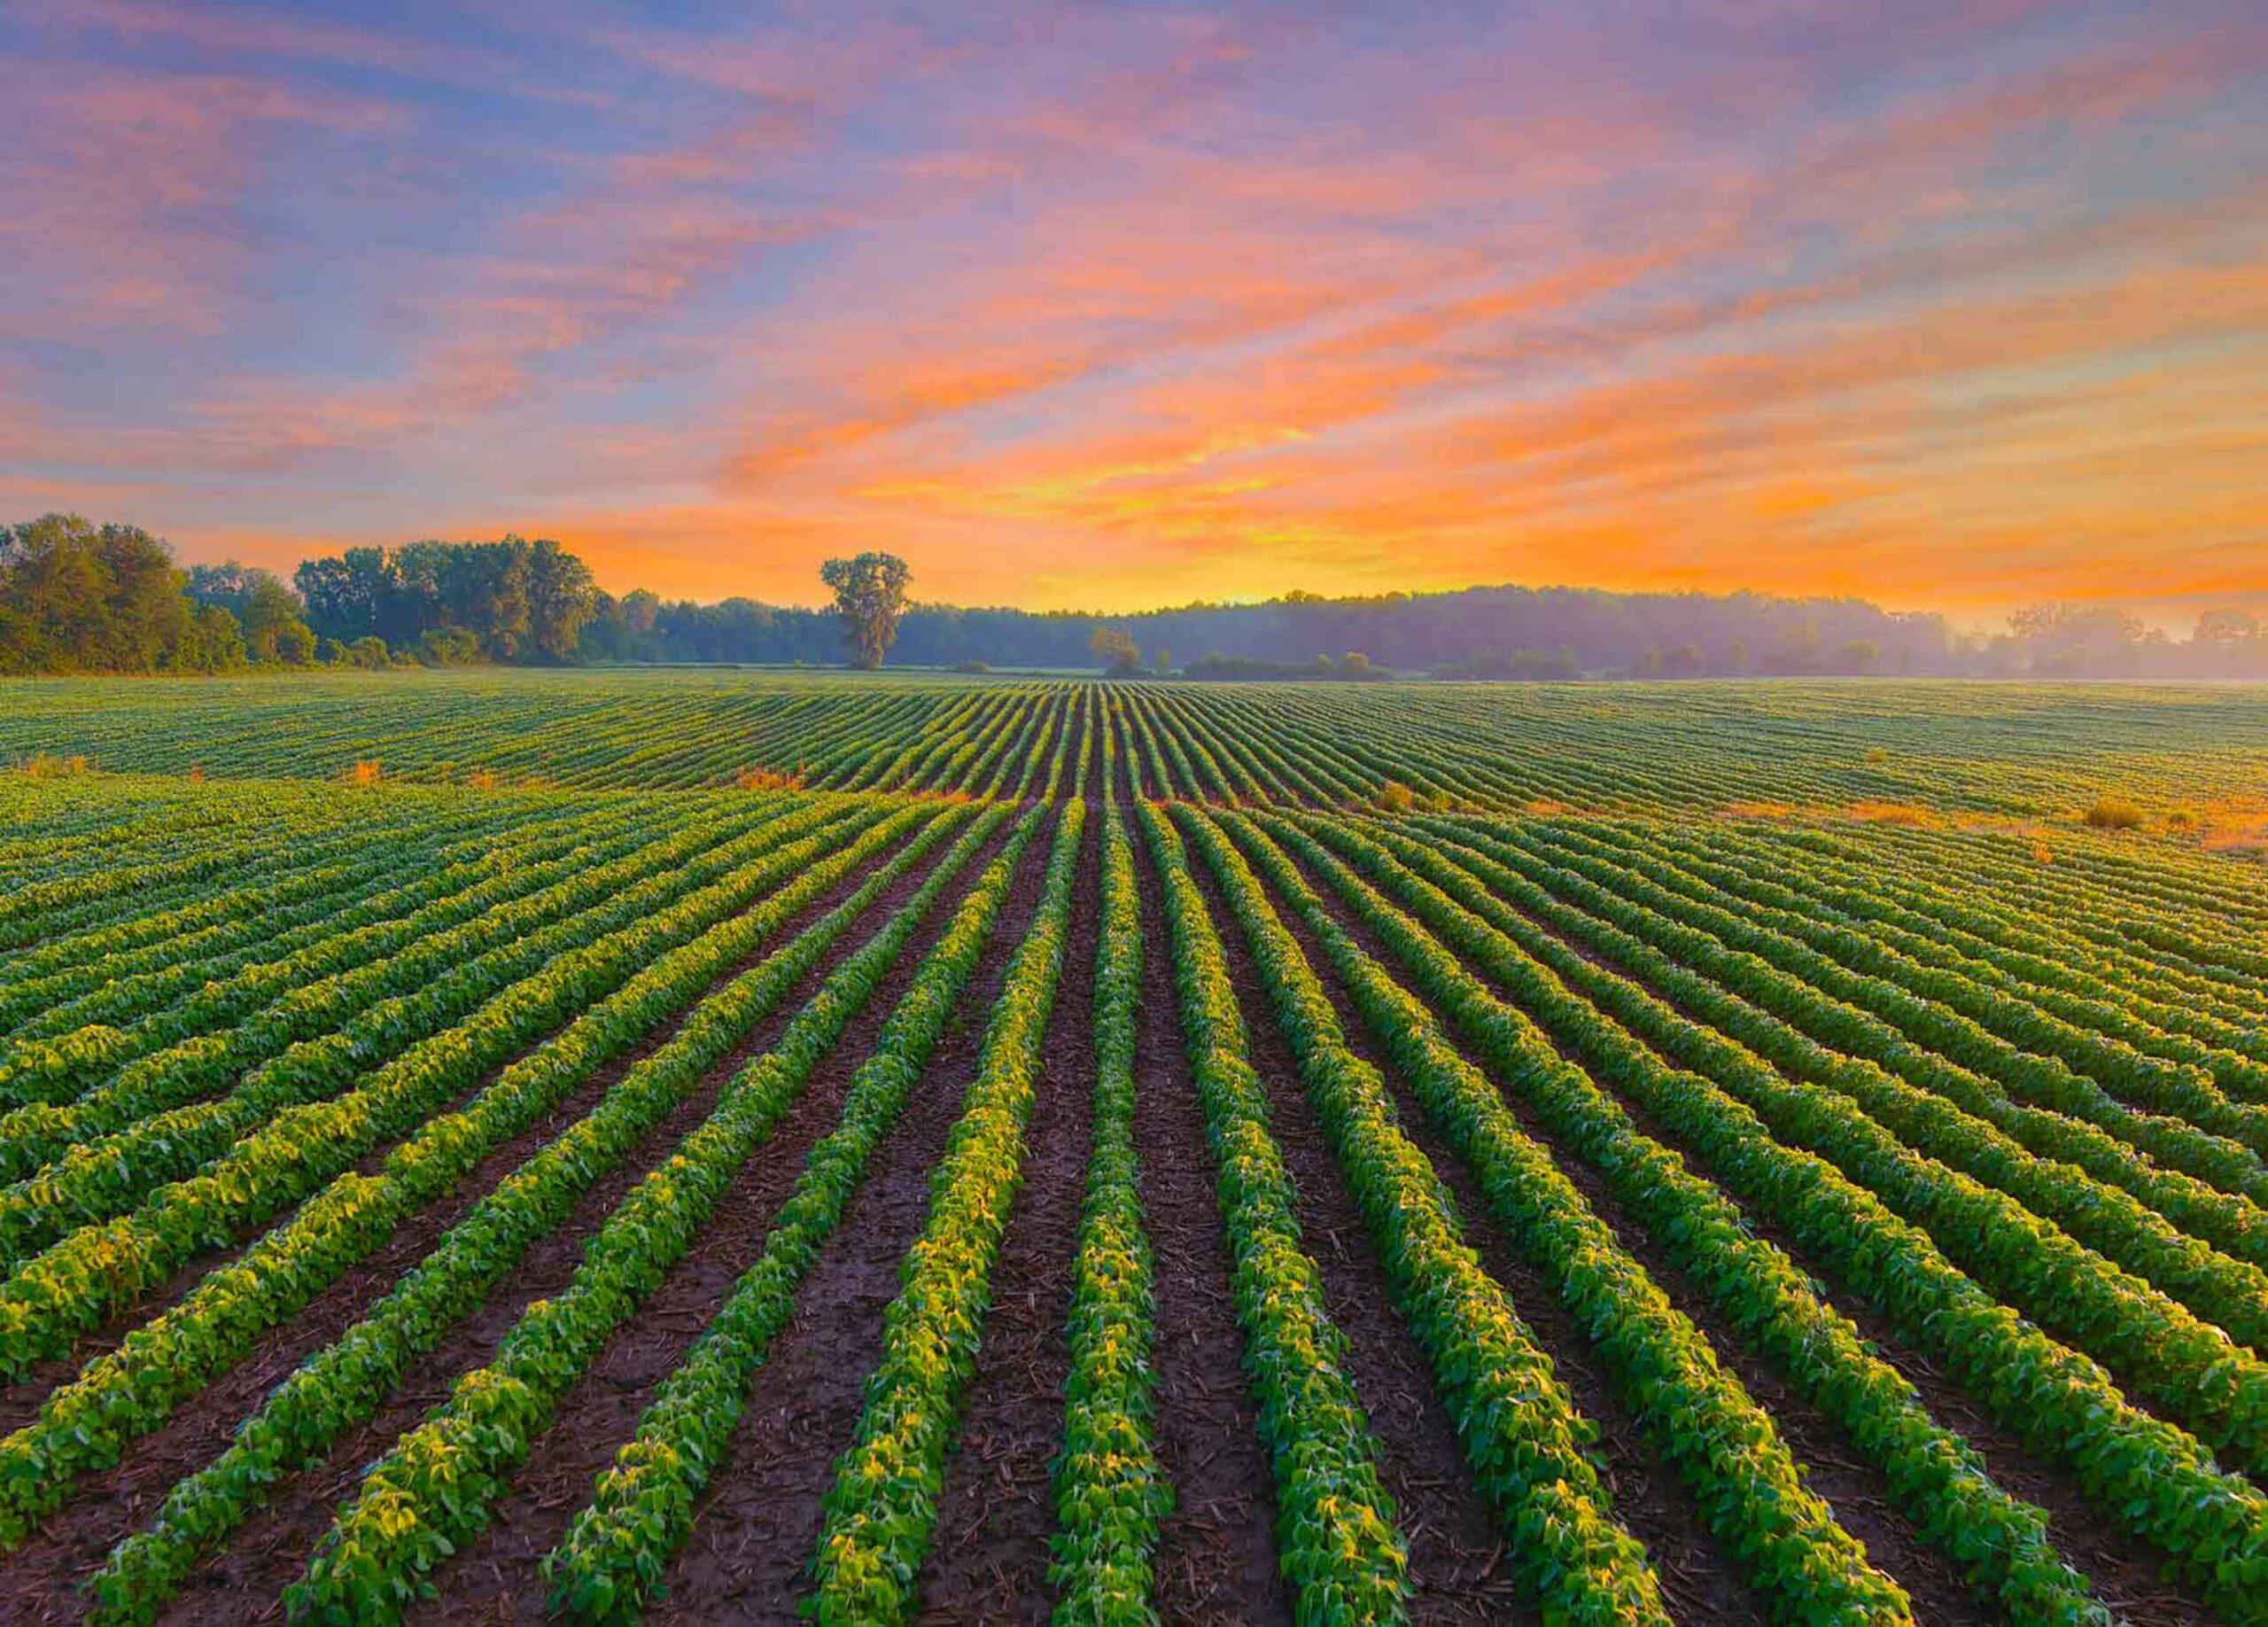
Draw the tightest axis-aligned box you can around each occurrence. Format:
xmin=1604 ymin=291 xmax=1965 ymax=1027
xmin=294 ymin=540 xmax=598 ymax=665
xmin=0 ymin=517 xmax=335 ymax=675
xmin=582 ymin=564 xmax=2268 ymax=680
xmin=579 ymin=572 xmax=1955 ymax=675
xmin=8 ymin=512 xmax=2268 ymax=680
xmin=0 ymin=517 xmax=601 ymax=674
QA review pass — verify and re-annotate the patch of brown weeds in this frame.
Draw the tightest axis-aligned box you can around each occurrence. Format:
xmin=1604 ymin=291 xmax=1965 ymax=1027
xmin=1841 ymin=800 xmax=1940 ymax=829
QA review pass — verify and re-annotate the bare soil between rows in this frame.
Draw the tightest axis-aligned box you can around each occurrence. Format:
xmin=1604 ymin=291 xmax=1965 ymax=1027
xmin=1403 ymin=814 xmax=2218 ymax=1626
xmin=1181 ymin=815 xmax=1515 ymax=1624
xmin=915 ymin=801 xmax=1099 ymax=1623
xmin=2 ymin=784 xmax=2240 ymax=1627
xmin=641 ymin=808 xmax=1057 ymax=1624
xmin=0 ymin=812 xmax=943 ymax=1624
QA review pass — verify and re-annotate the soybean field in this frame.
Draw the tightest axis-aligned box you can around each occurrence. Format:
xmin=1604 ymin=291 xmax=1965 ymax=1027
xmin=4 ymin=674 xmax=2268 ymax=1626
xmin=9 ymin=667 xmax=2268 ymax=817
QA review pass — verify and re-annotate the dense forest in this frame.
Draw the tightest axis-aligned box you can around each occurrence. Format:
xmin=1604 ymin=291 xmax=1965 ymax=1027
xmin=6 ymin=512 xmax=2266 ymax=679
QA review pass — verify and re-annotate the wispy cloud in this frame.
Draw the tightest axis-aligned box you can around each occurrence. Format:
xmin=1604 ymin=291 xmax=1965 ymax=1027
xmin=2 ymin=0 xmax=2264 ymax=620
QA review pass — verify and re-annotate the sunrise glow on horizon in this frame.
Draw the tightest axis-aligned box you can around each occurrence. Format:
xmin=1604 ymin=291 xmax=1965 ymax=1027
xmin=3 ymin=1 xmax=2264 ymax=624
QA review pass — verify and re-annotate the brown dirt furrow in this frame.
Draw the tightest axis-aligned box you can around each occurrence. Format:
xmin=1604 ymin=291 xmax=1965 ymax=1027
xmin=1077 ymin=695 xmax=1105 ymax=806
xmin=623 ymin=809 xmax=1055 ymax=1625
xmin=389 ymin=813 xmax=1032 ymax=1627
xmin=1109 ymin=710 xmax=1152 ymax=806
xmin=1107 ymin=715 xmax=1138 ymax=812
xmin=1441 ymin=837 xmax=2217 ymax=1627
xmin=1 ymin=822 xmax=851 ymax=1436
xmin=1261 ymin=836 xmax=1766 ymax=1623
xmin=915 ymin=798 xmax=1099 ymax=1623
xmin=3 ymin=827 xmax=936 ymax=1627
xmin=1123 ymin=808 xmax=1290 ymax=1627
xmin=0 ymin=1237 xmax=260 ymax=1439
xmin=1182 ymin=836 xmax=1513 ymax=1625
xmin=128 ymin=819 xmax=959 ymax=1626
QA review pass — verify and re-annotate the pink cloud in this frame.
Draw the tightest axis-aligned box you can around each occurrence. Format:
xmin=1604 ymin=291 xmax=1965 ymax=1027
xmin=7 ymin=1 xmax=2266 ymax=623
xmin=0 ymin=66 xmax=404 ymax=338
xmin=17 ymin=0 xmax=611 ymax=105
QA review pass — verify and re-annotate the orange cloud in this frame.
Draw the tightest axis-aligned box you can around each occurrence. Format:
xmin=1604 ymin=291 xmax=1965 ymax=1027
xmin=6 ymin=3 xmax=2265 ymax=629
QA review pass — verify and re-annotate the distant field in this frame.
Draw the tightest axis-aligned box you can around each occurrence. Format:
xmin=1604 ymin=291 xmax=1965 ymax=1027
xmin=7 ymin=667 xmax=2268 ymax=821
xmin=4 ymin=679 xmax=2268 ymax=1623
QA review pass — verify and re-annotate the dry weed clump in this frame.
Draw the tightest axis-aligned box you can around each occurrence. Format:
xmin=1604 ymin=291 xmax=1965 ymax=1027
xmin=2200 ymin=809 xmax=2268 ymax=857
xmin=1842 ymin=800 xmax=1938 ymax=829
xmin=732 ymin=767 xmax=805 ymax=792
xmin=2082 ymin=796 xmax=2144 ymax=831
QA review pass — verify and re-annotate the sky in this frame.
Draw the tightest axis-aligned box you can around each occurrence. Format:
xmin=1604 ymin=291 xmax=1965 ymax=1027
xmin=1 ymin=1 xmax=2264 ymax=626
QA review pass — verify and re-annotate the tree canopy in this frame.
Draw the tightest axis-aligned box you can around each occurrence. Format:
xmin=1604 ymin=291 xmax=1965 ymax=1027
xmin=0 ymin=515 xmax=241 ymax=674
xmin=295 ymin=537 xmax=596 ymax=663
xmin=819 ymin=552 xmax=912 ymax=669
xmin=1090 ymin=625 xmax=1141 ymax=673
xmin=186 ymin=564 xmax=316 ymax=664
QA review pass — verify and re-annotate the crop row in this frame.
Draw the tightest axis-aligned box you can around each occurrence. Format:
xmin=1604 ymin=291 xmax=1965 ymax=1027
xmin=1046 ymin=765 xmax=1168 ymax=1623
xmin=0 ymin=798 xmax=939 ymax=1553
xmin=0 ymin=798 xmax=688 ymax=1183
xmin=14 ymin=673 xmax=2268 ymax=816
xmin=287 ymin=802 xmax=1049 ymax=1621
xmin=1551 ymin=821 xmax=2268 ymax=1162
xmin=1448 ymin=825 xmax=2268 ymax=1320
xmin=1276 ymin=812 xmax=2115 ymax=1623
xmin=1137 ymin=799 xmax=1409 ymax=1626
xmin=1298 ymin=812 xmax=2268 ymax=1615
xmin=0 ymin=798 xmax=878 ymax=1365
xmin=1441 ymin=819 xmax=2268 ymax=1460
xmin=1200 ymin=806 xmax=1920 ymax=1625
xmin=1183 ymin=805 xmax=1714 ymax=1624
xmin=81 ymin=798 xmax=983 ymax=1622
xmin=805 ymin=798 xmax=1086 ymax=1622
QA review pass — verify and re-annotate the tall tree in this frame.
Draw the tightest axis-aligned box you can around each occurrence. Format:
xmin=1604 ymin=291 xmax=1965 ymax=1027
xmin=187 ymin=563 xmax=315 ymax=663
xmin=2194 ymin=608 xmax=2261 ymax=669
xmin=437 ymin=541 xmax=531 ymax=658
xmin=185 ymin=602 xmax=249 ymax=670
xmin=2008 ymin=603 xmax=2149 ymax=673
xmin=295 ymin=547 xmax=393 ymax=643
xmin=820 ymin=552 xmax=911 ymax=670
xmin=0 ymin=514 xmax=229 ymax=673
xmin=1090 ymin=624 xmax=1141 ymax=673
xmin=296 ymin=537 xmax=593 ymax=663
xmin=525 ymin=537 xmax=599 ymax=661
